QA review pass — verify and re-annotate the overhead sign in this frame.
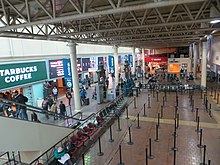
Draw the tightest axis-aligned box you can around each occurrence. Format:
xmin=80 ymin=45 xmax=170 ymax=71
xmin=62 ymin=58 xmax=73 ymax=88
xmin=145 ymin=57 xmax=168 ymax=62
xmin=0 ymin=61 xmax=47 ymax=90
xmin=108 ymin=56 xmax=115 ymax=74
xmin=48 ymin=59 xmax=64 ymax=79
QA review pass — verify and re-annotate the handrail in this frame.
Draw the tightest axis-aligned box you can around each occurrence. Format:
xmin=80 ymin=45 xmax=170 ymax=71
xmin=29 ymin=92 xmax=128 ymax=165
xmin=0 ymin=98 xmax=83 ymax=121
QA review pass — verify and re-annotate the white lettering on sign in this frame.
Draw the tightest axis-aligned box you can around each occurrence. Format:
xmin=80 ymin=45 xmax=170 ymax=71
xmin=0 ymin=66 xmax=37 ymax=83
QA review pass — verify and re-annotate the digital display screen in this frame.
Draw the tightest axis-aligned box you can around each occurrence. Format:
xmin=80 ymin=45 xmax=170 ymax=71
xmin=49 ymin=59 xmax=64 ymax=79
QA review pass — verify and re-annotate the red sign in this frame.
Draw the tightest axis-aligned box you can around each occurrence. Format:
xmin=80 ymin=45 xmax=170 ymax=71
xmin=145 ymin=57 xmax=168 ymax=62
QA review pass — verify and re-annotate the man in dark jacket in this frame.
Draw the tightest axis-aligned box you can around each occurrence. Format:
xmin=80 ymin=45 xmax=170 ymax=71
xmin=59 ymin=101 xmax=66 ymax=119
xmin=13 ymin=90 xmax=28 ymax=120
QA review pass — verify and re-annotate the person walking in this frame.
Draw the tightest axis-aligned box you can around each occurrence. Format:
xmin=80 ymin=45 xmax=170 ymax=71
xmin=59 ymin=101 xmax=66 ymax=119
xmin=50 ymin=102 xmax=58 ymax=120
xmin=52 ymin=86 xmax=58 ymax=101
xmin=13 ymin=90 xmax=28 ymax=120
xmin=80 ymin=87 xmax=87 ymax=105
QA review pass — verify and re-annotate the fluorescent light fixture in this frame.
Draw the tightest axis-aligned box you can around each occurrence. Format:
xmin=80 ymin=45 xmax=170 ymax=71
xmin=210 ymin=19 xmax=220 ymax=24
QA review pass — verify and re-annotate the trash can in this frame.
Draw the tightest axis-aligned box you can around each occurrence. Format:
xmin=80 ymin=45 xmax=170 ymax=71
xmin=132 ymin=87 xmax=138 ymax=97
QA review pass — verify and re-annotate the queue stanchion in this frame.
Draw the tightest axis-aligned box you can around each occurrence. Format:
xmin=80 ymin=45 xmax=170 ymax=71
xmin=197 ymin=129 xmax=204 ymax=148
xmin=97 ymin=137 xmax=104 ymax=156
xmin=209 ymin=105 xmax=212 ymax=118
xmin=118 ymin=145 xmax=124 ymax=165
xmin=134 ymin=97 xmax=137 ymax=109
xmin=176 ymin=95 xmax=179 ymax=107
xmin=191 ymin=100 xmax=194 ymax=112
xmin=145 ymin=148 xmax=149 ymax=165
xmin=157 ymin=113 xmax=160 ymax=128
xmin=109 ymin=125 xmax=114 ymax=142
xmin=154 ymin=124 xmax=160 ymax=142
xmin=153 ymin=88 xmax=155 ymax=98
xmin=127 ymin=125 xmax=134 ymax=145
xmin=117 ymin=116 xmax=122 ymax=131
xmin=162 ymin=96 xmax=165 ymax=106
xmin=156 ymin=91 xmax=159 ymax=102
xmin=173 ymin=148 xmax=177 ymax=165
xmin=136 ymin=113 xmax=141 ymax=129
xmin=165 ymin=89 xmax=167 ymax=101
xmin=208 ymin=160 xmax=211 ymax=165
xmin=195 ymin=116 xmax=200 ymax=133
xmin=161 ymin=106 xmax=163 ymax=118
xmin=171 ymin=131 xmax=177 ymax=151
xmin=148 ymin=138 xmax=154 ymax=159
xmin=82 ymin=154 xmax=85 ymax=165
xmin=176 ymin=113 xmax=179 ymax=129
xmin=205 ymin=99 xmax=208 ymax=112
xmin=203 ymin=94 xmax=206 ymax=105
xmin=201 ymin=89 xmax=203 ymax=99
xmin=125 ymin=106 xmax=129 ymax=119
xmin=200 ymin=145 xmax=207 ymax=165
xmin=143 ymin=103 xmax=147 ymax=117
xmin=195 ymin=108 xmax=199 ymax=122
xmin=217 ymin=93 xmax=220 ymax=104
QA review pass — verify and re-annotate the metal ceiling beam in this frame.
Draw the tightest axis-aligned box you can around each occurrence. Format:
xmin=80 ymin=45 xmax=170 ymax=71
xmin=50 ymin=18 xmax=214 ymax=37
xmin=0 ymin=0 xmax=206 ymax=31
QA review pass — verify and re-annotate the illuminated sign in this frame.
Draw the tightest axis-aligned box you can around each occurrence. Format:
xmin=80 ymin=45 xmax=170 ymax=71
xmin=0 ymin=61 xmax=47 ymax=90
xmin=49 ymin=59 xmax=64 ymax=79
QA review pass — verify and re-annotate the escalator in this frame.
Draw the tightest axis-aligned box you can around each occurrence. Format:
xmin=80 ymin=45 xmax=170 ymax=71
xmin=0 ymin=98 xmax=89 ymax=152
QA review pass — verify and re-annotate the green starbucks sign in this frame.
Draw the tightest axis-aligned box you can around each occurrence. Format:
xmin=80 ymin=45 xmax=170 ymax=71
xmin=0 ymin=61 xmax=47 ymax=90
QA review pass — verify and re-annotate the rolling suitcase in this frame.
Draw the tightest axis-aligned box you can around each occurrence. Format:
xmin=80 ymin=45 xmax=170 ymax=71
xmin=84 ymin=98 xmax=89 ymax=105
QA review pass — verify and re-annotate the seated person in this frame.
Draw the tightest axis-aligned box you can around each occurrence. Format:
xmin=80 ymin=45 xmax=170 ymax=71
xmin=54 ymin=147 xmax=73 ymax=165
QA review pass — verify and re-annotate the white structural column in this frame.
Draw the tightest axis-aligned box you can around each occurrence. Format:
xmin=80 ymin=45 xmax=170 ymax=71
xmin=193 ymin=43 xmax=198 ymax=79
xmin=68 ymin=42 xmax=81 ymax=110
xmin=113 ymin=45 xmax=119 ymax=85
xmin=132 ymin=47 xmax=136 ymax=73
xmin=142 ymin=48 xmax=145 ymax=73
xmin=201 ymin=41 xmax=207 ymax=87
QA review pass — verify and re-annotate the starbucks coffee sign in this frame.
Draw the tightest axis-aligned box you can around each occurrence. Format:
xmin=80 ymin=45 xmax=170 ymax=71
xmin=0 ymin=61 xmax=47 ymax=90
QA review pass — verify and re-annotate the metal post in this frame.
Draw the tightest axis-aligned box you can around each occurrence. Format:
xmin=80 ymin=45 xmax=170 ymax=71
xmin=163 ymin=96 xmax=165 ymax=106
xmin=126 ymin=106 xmax=129 ymax=119
xmin=217 ymin=93 xmax=220 ymax=104
xmin=200 ymin=145 xmax=206 ymax=165
xmin=109 ymin=125 xmax=114 ymax=142
xmin=173 ymin=149 xmax=176 ymax=165
xmin=154 ymin=124 xmax=160 ymax=142
xmin=156 ymin=91 xmax=159 ymax=102
xmin=118 ymin=145 xmax=124 ymax=165
xmin=208 ymin=160 xmax=211 ymax=165
xmin=176 ymin=95 xmax=178 ymax=107
xmin=97 ymin=137 xmax=104 ymax=156
xmin=148 ymin=138 xmax=154 ymax=159
xmin=205 ymin=99 xmax=208 ymax=112
xmin=161 ymin=106 xmax=163 ymax=118
xmin=201 ymin=89 xmax=203 ymax=99
xmin=145 ymin=148 xmax=148 ymax=165
xmin=171 ymin=131 xmax=177 ymax=151
xmin=117 ymin=116 xmax=122 ymax=131
xmin=153 ymin=88 xmax=155 ymax=98
xmin=127 ymin=126 xmax=134 ymax=145
xmin=157 ymin=113 xmax=160 ymax=127
xmin=195 ymin=108 xmax=199 ymax=122
xmin=197 ymin=129 xmax=204 ymax=148
xmin=176 ymin=113 xmax=179 ymax=129
xmin=191 ymin=100 xmax=194 ymax=112
xmin=195 ymin=116 xmax=200 ymax=133
xmin=82 ymin=154 xmax=85 ymax=165
xmin=134 ymin=97 xmax=137 ymax=109
xmin=143 ymin=103 xmax=147 ymax=117
xmin=137 ymin=113 xmax=141 ymax=129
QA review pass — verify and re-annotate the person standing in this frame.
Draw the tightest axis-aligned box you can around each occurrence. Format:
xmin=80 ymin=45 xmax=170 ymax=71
xmin=66 ymin=90 xmax=72 ymax=106
xmin=52 ymin=86 xmax=58 ymax=101
xmin=13 ymin=90 xmax=28 ymax=120
xmin=59 ymin=101 xmax=66 ymax=119
xmin=80 ymin=87 xmax=87 ymax=105
xmin=42 ymin=98 xmax=49 ymax=119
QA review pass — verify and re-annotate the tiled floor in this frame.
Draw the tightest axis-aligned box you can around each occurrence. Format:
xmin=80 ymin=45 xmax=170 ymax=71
xmin=68 ymin=79 xmax=220 ymax=165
